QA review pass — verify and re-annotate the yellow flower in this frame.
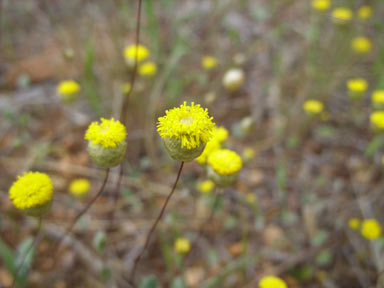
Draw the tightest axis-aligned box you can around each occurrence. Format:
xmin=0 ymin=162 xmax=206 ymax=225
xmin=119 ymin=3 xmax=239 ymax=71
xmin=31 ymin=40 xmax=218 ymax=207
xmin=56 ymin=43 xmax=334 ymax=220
xmin=347 ymin=78 xmax=367 ymax=93
xmin=122 ymin=83 xmax=131 ymax=95
xmin=357 ymin=6 xmax=372 ymax=20
xmin=57 ymin=80 xmax=80 ymax=96
xmin=223 ymin=68 xmax=245 ymax=92
xmin=361 ymin=219 xmax=382 ymax=240
xmin=198 ymin=180 xmax=215 ymax=194
xmin=208 ymin=149 xmax=242 ymax=176
xmin=348 ymin=218 xmax=361 ymax=230
xmin=69 ymin=178 xmax=91 ymax=196
xmin=243 ymin=147 xmax=255 ymax=161
xmin=245 ymin=193 xmax=257 ymax=205
xmin=195 ymin=140 xmax=221 ymax=164
xmin=174 ymin=237 xmax=191 ymax=254
xmin=211 ymin=126 xmax=229 ymax=143
xmin=157 ymin=102 xmax=215 ymax=150
xmin=202 ymin=56 xmax=218 ymax=70
xmin=303 ymin=100 xmax=324 ymax=115
xmin=351 ymin=37 xmax=372 ymax=53
xmin=85 ymin=118 xmax=127 ymax=149
xmin=332 ymin=7 xmax=353 ymax=23
xmin=312 ymin=0 xmax=331 ymax=11
xmin=9 ymin=172 xmax=53 ymax=213
xmin=372 ymin=90 xmax=384 ymax=105
xmin=139 ymin=61 xmax=157 ymax=76
xmin=370 ymin=111 xmax=384 ymax=130
xmin=123 ymin=44 xmax=149 ymax=62
xmin=259 ymin=276 xmax=288 ymax=288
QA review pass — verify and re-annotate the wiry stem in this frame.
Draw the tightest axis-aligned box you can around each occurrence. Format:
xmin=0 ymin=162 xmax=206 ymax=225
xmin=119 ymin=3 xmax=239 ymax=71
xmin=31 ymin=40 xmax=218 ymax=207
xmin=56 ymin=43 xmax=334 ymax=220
xmin=11 ymin=217 xmax=43 ymax=288
xmin=129 ymin=161 xmax=185 ymax=284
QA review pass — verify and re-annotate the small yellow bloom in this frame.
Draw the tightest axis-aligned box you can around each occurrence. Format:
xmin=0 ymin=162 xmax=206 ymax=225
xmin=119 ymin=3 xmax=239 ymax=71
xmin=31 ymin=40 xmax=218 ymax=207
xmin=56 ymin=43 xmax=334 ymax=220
xmin=348 ymin=218 xmax=361 ymax=230
xmin=208 ymin=149 xmax=242 ymax=176
xmin=303 ymin=100 xmax=324 ymax=115
xmin=370 ymin=111 xmax=384 ymax=130
xmin=139 ymin=61 xmax=157 ymax=76
xmin=312 ymin=0 xmax=331 ymax=11
xmin=361 ymin=219 xmax=382 ymax=240
xmin=123 ymin=44 xmax=149 ymax=62
xmin=351 ymin=37 xmax=372 ymax=54
xmin=211 ymin=126 xmax=229 ymax=143
xmin=357 ymin=6 xmax=372 ymax=20
xmin=122 ymin=83 xmax=131 ymax=95
xmin=347 ymin=78 xmax=367 ymax=93
xmin=202 ymin=56 xmax=218 ymax=70
xmin=57 ymin=80 xmax=80 ymax=95
xmin=69 ymin=178 xmax=91 ymax=196
xmin=157 ymin=102 xmax=215 ymax=150
xmin=372 ymin=90 xmax=384 ymax=105
xmin=85 ymin=118 xmax=127 ymax=148
xmin=245 ymin=193 xmax=257 ymax=204
xmin=243 ymin=147 xmax=255 ymax=161
xmin=332 ymin=7 xmax=353 ymax=23
xmin=259 ymin=276 xmax=288 ymax=288
xmin=198 ymin=180 xmax=215 ymax=194
xmin=9 ymin=172 xmax=53 ymax=212
xmin=174 ymin=237 xmax=191 ymax=254
xmin=195 ymin=140 xmax=221 ymax=164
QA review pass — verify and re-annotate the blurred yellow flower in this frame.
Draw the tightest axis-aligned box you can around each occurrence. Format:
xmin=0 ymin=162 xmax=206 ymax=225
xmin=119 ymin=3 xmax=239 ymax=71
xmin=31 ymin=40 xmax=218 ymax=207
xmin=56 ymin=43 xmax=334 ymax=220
xmin=122 ymin=83 xmax=131 ymax=95
xmin=348 ymin=218 xmax=361 ymax=230
xmin=197 ymin=180 xmax=215 ymax=194
xmin=370 ymin=111 xmax=384 ymax=130
xmin=139 ymin=61 xmax=157 ymax=76
xmin=361 ymin=219 xmax=382 ymax=240
xmin=259 ymin=276 xmax=287 ymax=288
xmin=332 ymin=7 xmax=353 ymax=23
xmin=208 ymin=149 xmax=242 ymax=176
xmin=57 ymin=80 xmax=80 ymax=96
xmin=69 ymin=178 xmax=90 ymax=197
xmin=174 ymin=237 xmax=191 ymax=254
xmin=351 ymin=37 xmax=372 ymax=53
xmin=211 ymin=126 xmax=229 ymax=143
xmin=195 ymin=140 xmax=221 ymax=164
xmin=245 ymin=193 xmax=257 ymax=205
xmin=303 ymin=100 xmax=324 ymax=115
xmin=243 ymin=147 xmax=255 ymax=161
xmin=357 ymin=6 xmax=372 ymax=20
xmin=372 ymin=90 xmax=384 ymax=105
xmin=124 ymin=44 xmax=149 ymax=63
xmin=202 ymin=56 xmax=218 ymax=70
xmin=312 ymin=0 xmax=331 ymax=11
xmin=347 ymin=78 xmax=367 ymax=93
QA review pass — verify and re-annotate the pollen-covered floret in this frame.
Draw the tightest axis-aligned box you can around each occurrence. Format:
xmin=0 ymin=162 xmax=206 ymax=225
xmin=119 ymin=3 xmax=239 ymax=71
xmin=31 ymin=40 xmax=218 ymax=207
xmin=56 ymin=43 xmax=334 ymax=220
xmin=57 ymin=80 xmax=80 ymax=95
xmin=85 ymin=118 xmax=127 ymax=148
xmin=69 ymin=178 xmax=91 ymax=196
xmin=9 ymin=172 xmax=53 ymax=210
xmin=157 ymin=102 xmax=215 ymax=150
xmin=361 ymin=219 xmax=381 ymax=240
xmin=207 ymin=149 xmax=242 ymax=176
xmin=124 ymin=44 xmax=150 ymax=62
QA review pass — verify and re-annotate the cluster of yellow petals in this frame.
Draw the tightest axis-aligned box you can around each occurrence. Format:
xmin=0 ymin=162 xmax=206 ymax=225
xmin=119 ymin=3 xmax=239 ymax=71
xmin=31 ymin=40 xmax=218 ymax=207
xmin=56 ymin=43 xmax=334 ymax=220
xmin=361 ymin=219 xmax=382 ymax=240
xmin=351 ymin=37 xmax=372 ymax=54
xmin=370 ymin=111 xmax=384 ymax=130
xmin=207 ymin=149 xmax=242 ymax=176
xmin=85 ymin=118 xmax=127 ymax=148
xmin=372 ymin=90 xmax=384 ymax=105
xmin=124 ymin=44 xmax=150 ymax=62
xmin=332 ymin=7 xmax=353 ymax=23
xmin=303 ymin=100 xmax=324 ymax=115
xmin=347 ymin=78 xmax=367 ymax=93
xmin=195 ymin=126 xmax=228 ymax=164
xmin=57 ymin=80 xmax=80 ymax=95
xmin=139 ymin=61 xmax=157 ymax=76
xmin=311 ymin=0 xmax=331 ymax=11
xmin=259 ymin=276 xmax=288 ymax=288
xmin=202 ymin=56 xmax=218 ymax=70
xmin=197 ymin=179 xmax=215 ymax=194
xmin=174 ymin=237 xmax=191 ymax=254
xmin=69 ymin=178 xmax=91 ymax=196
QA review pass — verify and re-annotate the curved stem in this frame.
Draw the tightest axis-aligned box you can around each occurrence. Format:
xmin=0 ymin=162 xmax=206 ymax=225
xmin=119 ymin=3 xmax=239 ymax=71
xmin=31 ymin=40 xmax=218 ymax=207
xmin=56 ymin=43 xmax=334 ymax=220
xmin=129 ymin=161 xmax=185 ymax=284
xmin=55 ymin=168 xmax=110 ymax=251
xmin=11 ymin=217 xmax=43 ymax=288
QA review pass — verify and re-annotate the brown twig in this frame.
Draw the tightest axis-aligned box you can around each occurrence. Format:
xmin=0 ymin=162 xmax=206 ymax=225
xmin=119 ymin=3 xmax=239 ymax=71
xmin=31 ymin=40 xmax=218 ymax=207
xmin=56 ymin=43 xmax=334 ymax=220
xmin=128 ymin=161 xmax=185 ymax=284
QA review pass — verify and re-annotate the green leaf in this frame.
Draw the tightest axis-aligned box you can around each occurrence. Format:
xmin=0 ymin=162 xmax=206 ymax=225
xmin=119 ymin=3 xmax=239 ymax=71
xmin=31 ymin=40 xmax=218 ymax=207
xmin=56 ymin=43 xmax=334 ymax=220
xmin=0 ymin=238 xmax=16 ymax=274
xmin=15 ymin=237 xmax=35 ymax=286
xmin=93 ymin=231 xmax=106 ymax=254
xmin=365 ymin=135 xmax=383 ymax=158
xmin=139 ymin=275 xmax=158 ymax=288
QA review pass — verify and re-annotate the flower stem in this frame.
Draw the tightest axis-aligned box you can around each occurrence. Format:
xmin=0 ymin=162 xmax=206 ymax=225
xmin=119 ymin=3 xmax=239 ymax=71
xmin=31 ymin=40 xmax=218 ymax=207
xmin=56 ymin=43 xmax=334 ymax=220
xmin=11 ymin=216 xmax=43 ymax=288
xmin=129 ymin=161 xmax=185 ymax=284
xmin=56 ymin=168 xmax=110 ymax=251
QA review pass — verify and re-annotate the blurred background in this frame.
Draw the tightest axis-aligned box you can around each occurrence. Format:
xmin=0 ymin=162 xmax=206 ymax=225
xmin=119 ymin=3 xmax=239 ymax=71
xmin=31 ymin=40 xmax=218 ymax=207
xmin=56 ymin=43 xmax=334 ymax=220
xmin=1 ymin=0 xmax=384 ymax=287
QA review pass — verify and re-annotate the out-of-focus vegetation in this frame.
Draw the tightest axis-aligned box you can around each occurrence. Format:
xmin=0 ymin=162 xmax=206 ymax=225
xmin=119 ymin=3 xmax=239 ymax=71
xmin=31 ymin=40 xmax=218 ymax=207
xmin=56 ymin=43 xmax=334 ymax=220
xmin=2 ymin=0 xmax=384 ymax=287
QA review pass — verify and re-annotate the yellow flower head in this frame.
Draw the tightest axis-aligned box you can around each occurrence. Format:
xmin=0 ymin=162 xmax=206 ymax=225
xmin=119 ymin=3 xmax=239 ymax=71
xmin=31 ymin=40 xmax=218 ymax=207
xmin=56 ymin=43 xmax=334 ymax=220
xmin=9 ymin=172 xmax=53 ymax=211
xmin=372 ymin=90 xmax=384 ymax=105
xmin=157 ymin=102 xmax=215 ymax=149
xmin=259 ymin=276 xmax=288 ymax=288
xmin=312 ymin=0 xmax=331 ymax=11
xmin=208 ymin=149 xmax=243 ymax=176
xmin=85 ymin=118 xmax=127 ymax=148
xmin=122 ymin=83 xmax=131 ymax=95
xmin=245 ymin=193 xmax=257 ymax=205
xmin=370 ymin=111 xmax=384 ymax=130
xmin=196 ymin=140 xmax=221 ymax=164
xmin=243 ymin=147 xmax=256 ymax=161
xmin=332 ymin=7 xmax=353 ymax=23
xmin=123 ymin=44 xmax=149 ymax=62
xmin=69 ymin=178 xmax=91 ymax=196
xmin=212 ymin=126 xmax=229 ymax=143
xmin=202 ymin=56 xmax=218 ymax=70
xmin=361 ymin=219 xmax=382 ymax=240
xmin=347 ymin=78 xmax=367 ymax=93
xmin=303 ymin=100 xmax=324 ymax=115
xmin=57 ymin=80 xmax=80 ymax=95
xmin=352 ymin=37 xmax=372 ymax=53
xmin=348 ymin=218 xmax=361 ymax=230
xmin=358 ymin=6 xmax=372 ymax=20
xmin=139 ymin=61 xmax=157 ymax=76
xmin=197 ymin=180 xmax=215 ymax=194
xmin=174 ymin=237 xmax=191 ymax=254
